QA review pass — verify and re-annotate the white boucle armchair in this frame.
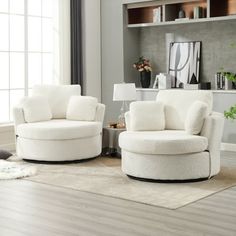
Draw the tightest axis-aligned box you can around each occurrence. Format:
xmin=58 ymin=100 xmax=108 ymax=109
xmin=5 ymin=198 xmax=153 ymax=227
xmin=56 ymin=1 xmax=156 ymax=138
xmin=119 ymin=90 xmax=224 ymax=181
xmin=13 ymin=85 xmax=105 ymax=162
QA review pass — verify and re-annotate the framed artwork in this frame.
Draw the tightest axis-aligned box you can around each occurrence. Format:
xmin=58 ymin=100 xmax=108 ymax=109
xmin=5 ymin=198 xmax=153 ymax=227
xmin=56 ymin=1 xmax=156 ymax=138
xmin=168 ymin=41 xmax=201 ymax=88
xmin=152 ymin=75 xmax=158 ymax=88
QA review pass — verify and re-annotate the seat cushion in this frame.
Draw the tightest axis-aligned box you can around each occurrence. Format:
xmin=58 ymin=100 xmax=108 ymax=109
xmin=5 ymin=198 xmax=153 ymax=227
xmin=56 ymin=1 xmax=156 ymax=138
xmin=130 ymin=101 xmax=165 ymax=131
xmin=185 ymin=101 xmax=208 ymax=135
xmin=21 ymin=96 xmax=52 ymax=123
xmin=67 ymin=96 xmax=98 ymax=121
xmin=17 ymin=119 xmax=102 ymax=140
xmin=119 ymin=130 xmax=208 ymax=155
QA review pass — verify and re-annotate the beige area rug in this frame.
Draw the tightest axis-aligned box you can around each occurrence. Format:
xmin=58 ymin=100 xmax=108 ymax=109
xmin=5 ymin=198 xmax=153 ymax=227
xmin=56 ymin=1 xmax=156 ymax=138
xmin=26 ymin=157 xmax=236 ymax=209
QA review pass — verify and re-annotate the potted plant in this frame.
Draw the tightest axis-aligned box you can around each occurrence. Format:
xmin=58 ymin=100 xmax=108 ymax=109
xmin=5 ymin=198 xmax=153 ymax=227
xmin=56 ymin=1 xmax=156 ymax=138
xmin=224 ymin=104 xmax=236 ymax=120
xmin=223 ymin=73 xmax=236 ymax=119
xmin=221 ymin=43 xmax=236 ymax=89
xmin=225 ymin=72 xmax=236 ymax=89
xmin=221 ymin=42 xmax=236 ymax=120
xmin=133 ymin=56 xmax=152 ymax=88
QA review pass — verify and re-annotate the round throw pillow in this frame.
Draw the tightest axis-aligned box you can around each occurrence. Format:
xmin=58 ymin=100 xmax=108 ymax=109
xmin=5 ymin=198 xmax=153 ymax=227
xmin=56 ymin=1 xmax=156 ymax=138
xmin=0 ymin=150 xmax=13 ymax=160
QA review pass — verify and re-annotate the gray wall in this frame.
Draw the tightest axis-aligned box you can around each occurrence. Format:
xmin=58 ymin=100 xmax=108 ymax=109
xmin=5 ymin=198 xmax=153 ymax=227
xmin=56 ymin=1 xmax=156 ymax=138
xmin=140 ymin=20 xmax=236 ymax=86
xmin=101 ymin=0 xmax=124 ymax=125
xmin=82 ymin=0 xmax=101 ymax=101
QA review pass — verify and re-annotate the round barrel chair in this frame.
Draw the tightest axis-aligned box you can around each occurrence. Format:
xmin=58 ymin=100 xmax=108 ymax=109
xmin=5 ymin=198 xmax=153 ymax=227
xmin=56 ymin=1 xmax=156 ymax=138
xmin=13 ymin=85 xmax=105 ymax=162
xmin=119 ymin=90 xmax=224 ymax=181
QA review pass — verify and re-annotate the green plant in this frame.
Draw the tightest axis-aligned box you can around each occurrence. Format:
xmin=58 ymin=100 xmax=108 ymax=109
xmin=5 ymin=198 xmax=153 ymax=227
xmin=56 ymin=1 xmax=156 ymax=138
xmin=230 ymin=42 xmax=236 ymax=49
xmin=219 ymin=68 xmax=236 ymax=82
xmin=224 ymin=104 xmax=236 ymax=120
xmin=225 ymin=72 xmax=236 ymax=82
xmin=221 ymin=42 xmax=236 ymax=120
xmin=219 ymin=42 xmax=236 ymax=82
xmin=133 ymin=56 xmax=152 ymax=72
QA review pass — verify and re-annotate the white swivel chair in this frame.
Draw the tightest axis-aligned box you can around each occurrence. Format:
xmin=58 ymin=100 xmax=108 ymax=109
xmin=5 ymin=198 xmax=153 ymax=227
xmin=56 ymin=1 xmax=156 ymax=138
xmin=119 ymin=90 xmax=224 ymax=181
xmin=13 ymin=85 xmax=105 ymax=162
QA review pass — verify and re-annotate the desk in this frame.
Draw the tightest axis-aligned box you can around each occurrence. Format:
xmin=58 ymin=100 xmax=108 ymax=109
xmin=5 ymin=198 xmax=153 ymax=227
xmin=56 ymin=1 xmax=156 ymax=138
xmin=102 ymin=127 xmax=126 ymax=157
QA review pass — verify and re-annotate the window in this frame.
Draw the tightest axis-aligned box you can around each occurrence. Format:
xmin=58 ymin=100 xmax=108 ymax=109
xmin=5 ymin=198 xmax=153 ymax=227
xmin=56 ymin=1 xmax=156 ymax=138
xmin=0 ymin=0 xmax=57 ymax=123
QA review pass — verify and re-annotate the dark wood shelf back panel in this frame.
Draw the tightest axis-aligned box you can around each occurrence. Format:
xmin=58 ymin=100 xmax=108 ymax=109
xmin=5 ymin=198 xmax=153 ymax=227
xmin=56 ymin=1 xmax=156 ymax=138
xmin=128 ymin=6 xmax=161 ymax=24
xmin=210 ymin=0 xmax=236 ymax=17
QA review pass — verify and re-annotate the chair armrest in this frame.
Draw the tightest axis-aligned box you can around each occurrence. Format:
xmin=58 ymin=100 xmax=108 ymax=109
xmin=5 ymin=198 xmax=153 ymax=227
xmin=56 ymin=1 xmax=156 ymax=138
xmin=95 ymin=103 xmax=105 ymax=123
xmin=125 ymin=111 xmax=131 ymax=131
xmin=13 ymin=107 xmax=26 ymax=135
xmin=200 ymin=112 xmax=224 ymax=152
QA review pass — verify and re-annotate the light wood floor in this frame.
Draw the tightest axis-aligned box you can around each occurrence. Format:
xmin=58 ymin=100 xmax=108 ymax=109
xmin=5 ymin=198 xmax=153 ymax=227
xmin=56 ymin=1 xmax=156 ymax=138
xmin=0 ymin=152 xmax=236 ymax=236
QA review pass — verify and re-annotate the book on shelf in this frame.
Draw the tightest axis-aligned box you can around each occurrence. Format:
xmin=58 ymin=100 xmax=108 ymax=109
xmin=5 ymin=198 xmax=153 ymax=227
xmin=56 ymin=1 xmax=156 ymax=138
xmin=153 ymin=7 xmax=162 ymax=23
xmin=194 ymin=6 xmax=203 ymax=19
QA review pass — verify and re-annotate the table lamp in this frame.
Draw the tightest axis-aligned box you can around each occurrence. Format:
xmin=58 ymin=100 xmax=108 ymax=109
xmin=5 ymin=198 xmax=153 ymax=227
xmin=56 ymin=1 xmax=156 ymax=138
xmin=113 ymin=83 xmax=136 ymax=128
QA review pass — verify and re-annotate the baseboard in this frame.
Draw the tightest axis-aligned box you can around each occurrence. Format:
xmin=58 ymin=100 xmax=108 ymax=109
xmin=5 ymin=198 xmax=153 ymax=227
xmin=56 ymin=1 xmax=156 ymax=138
xmin=221 ymin=143 xmax=236 ymax=152
xmin=0 ymin=143 xmax=16 ymax=152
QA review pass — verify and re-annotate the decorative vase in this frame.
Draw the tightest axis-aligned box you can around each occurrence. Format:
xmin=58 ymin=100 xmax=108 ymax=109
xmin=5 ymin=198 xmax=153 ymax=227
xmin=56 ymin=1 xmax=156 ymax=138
xmin=178 ymin=9 xmax=186 ymax=18
xmin=140 ymin=71 xmax=151 ymax=88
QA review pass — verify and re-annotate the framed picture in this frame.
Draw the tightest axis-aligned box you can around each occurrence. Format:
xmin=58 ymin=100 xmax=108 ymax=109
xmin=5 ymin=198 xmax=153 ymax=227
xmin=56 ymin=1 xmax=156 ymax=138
xmin=168 ymin=41 xmax=201 ymax=88
xmin=153 ymin=75 xmax=159 ymax=88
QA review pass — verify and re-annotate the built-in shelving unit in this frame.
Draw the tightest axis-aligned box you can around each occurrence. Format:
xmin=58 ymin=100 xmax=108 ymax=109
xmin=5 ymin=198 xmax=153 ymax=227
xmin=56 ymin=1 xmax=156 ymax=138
xmin=125 ymin=0 xmax=236 ymax=28
xmin=122 ymin=0 xmax=236 ymax=91
xmin=128 ymin=15 xmax=236 ymax=27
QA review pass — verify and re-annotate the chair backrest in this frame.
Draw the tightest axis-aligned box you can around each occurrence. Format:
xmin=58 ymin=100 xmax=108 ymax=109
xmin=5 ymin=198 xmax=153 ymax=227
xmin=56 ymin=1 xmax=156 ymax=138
xmin=32 ymin=85 xmax=81 ymax=119
xmin=156 ymin=90 xmax=213 ymax=130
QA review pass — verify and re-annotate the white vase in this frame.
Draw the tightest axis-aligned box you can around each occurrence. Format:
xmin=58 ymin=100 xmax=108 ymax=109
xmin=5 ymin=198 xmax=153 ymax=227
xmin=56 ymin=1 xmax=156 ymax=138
xmin=158 ymin=73 xmax=172 ymax=89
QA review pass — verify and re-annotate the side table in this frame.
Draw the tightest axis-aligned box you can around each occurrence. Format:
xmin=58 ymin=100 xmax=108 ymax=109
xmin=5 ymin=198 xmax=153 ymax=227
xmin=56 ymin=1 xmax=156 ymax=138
xmin=102 ymin=127 xmax=126 ymax=157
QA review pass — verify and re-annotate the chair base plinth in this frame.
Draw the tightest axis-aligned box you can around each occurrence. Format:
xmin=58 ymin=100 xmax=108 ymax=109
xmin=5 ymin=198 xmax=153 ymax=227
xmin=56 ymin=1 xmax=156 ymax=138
xmin=23 ymin=156 xmax=99 ymax=164
xmin=127 ymin=174 xmax=212 ymax=183
xmin=17 ymin=135 xmax=102 ymax=162
xmin=121 ymin=150 xmax=220 ymax=181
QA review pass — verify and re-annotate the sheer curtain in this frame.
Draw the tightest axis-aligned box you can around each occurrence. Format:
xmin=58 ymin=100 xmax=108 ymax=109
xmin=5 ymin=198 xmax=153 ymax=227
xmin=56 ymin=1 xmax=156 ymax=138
xmin=53 ymin=0 xmax=71 ymax=85
xmin=0 ymin=0 xmax=72 ymax=154
xmin=0 ymin=0 xmax=71 ymax=123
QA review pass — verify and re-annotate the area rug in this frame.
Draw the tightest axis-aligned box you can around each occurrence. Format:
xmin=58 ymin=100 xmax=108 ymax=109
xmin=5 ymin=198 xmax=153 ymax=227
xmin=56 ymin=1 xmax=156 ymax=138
xmin=0 ymin=159 xmax=37 ymax=180
xmin=26 ymin=156 xmax=236 ymax=209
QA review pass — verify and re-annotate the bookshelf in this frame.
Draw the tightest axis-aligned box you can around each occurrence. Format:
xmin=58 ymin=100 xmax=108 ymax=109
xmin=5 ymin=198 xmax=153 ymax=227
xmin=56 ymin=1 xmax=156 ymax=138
xmin=125 ymin=0 xmax=236 ymax=28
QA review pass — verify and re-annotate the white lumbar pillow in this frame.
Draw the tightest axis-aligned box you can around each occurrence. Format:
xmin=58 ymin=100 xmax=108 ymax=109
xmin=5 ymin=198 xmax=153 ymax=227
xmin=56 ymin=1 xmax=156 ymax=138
xmin=21 ymin=96 xmax=52 ymax=123
xmin=66 ymin=96 xmax=98 ymax=121
xmin=130 ymin=101 xmax=165 ymax=131
xmin=185 ymin=101 xmax=208 ymax=135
